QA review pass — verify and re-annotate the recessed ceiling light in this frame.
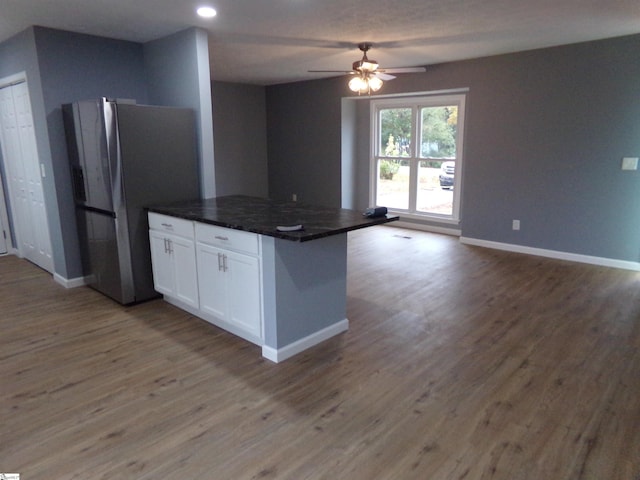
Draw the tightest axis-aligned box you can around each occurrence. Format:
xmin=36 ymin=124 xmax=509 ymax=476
xmin=197 ymin=6 xmax=217 ymax=18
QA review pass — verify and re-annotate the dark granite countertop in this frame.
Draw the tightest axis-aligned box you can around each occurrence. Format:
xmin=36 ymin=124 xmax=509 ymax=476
xmin=147 ymin=195 xmax=399 ymax=242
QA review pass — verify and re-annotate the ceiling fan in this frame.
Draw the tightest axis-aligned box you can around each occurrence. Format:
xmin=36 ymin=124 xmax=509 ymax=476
xmin=309 ymin=42 xmax=426 ymax=94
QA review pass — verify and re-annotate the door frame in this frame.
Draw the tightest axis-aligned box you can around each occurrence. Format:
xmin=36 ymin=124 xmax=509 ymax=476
xmin=0 ymin=168 xmax=12 ymax=255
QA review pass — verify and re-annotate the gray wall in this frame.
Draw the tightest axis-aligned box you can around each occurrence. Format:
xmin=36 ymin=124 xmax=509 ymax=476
xmin=266 ymin=78 xmax=346 ymax=205
xmin=211 ymin=81 xmax=268 ymax=197
xmin=265 ymin=34 xmax=640 ymax=263
xmin=144 ymin=28 xmax=215 ymax=198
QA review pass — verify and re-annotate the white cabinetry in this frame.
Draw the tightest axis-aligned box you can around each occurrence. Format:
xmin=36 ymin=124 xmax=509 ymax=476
xmin=195 ymin=223 xmax=262 ymax=343
xmin=148 ymin=213 xmax=199 ymax=309
xmin=148 ymin=209 xmax=352 ymax=362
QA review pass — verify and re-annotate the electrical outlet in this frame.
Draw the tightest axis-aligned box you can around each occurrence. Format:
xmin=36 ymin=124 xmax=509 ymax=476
xmin=621 ymin=157 xmax=639 ymax=171
xmin=292 ymin=193 xmax=297 ymax=202
xmin=512 ymin=219 xmax=520 ymax=231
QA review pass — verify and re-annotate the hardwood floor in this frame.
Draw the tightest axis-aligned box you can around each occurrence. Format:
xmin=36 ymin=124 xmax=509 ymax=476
xmin=1 ymin=226 xmax=639 ymax=479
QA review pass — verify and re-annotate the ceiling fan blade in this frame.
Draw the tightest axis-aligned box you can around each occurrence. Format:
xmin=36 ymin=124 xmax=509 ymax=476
xmin=375 ymin=72 xmax=396 ymax=81
xmin=308 ymin=70 xmax=354 ymax=74
xmin=379 ymin=67 xmax=426 ymax=74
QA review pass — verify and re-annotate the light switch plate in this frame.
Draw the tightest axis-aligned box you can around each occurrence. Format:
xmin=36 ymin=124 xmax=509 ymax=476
xmin=621 ymin=157 xmax=638 ymax=171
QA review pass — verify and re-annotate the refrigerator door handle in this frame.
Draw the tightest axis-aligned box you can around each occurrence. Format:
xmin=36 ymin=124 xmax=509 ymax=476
xmin=102 ymin=99 xmax=135 ymax=304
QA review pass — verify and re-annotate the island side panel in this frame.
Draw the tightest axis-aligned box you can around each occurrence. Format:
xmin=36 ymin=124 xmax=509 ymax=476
xmin=261 ymin=234 xmax=348 ymax=357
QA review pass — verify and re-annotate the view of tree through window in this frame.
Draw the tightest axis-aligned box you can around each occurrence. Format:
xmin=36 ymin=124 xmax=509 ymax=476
xmin=421 ymin=106 xmax=457 ymax=158
xmin=379 ymin=108 xmax=411 ymax=157
xmin=373 ymin=95 xmax=465 ymax=220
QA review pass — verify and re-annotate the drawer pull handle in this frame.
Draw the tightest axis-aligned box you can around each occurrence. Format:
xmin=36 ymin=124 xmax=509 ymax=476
xmin=161 ymin=223 xmax=173 ymax=228
xmin=214 ymin=235 xmax=229 ymax=241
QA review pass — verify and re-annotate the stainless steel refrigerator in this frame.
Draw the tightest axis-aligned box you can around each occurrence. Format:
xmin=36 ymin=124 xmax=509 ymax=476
xmin=63 ymin=98 xmax=200 ymax=304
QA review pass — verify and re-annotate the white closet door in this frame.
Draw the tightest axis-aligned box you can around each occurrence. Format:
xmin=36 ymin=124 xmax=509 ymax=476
xmin=0 ymin=81 xmax=53 ymax=272
xmin=0 ymin=85 xmax=31 ymax=256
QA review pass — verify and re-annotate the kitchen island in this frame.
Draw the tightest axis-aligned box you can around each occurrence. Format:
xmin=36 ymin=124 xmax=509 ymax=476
xmin=147 ymin=195 xmax=398 ymax=362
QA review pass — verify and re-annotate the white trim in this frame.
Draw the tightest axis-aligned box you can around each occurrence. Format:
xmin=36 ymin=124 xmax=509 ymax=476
xmin=393 ymin=211 xmax=461 ymax=225
xmin=0 ymin=72 xmax=27 ymax=89
xmin=390 ymin=221 xmax=461 ymax=237
xmin=360 ymin=87 xmax=470 ymax=101
xmin=262 ymin=318 xmax=349 ymax=363
xmin=460 ymin=237 xmax=640 ymax=271
xmin=54 ymin=273 xmax=87 ymax=288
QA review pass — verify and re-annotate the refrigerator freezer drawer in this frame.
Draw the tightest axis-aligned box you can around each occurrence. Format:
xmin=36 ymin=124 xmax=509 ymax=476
xmin=79 ymin=208 xmax=130 ymax=304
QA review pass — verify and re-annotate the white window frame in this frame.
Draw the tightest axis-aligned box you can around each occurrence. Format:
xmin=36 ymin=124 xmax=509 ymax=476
xmin=370 ymin=92 xmax=466 ymax=224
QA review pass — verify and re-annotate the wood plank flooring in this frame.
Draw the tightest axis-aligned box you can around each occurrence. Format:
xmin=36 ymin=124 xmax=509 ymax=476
xmin=1 ymin=226 xmax=639 ymax=479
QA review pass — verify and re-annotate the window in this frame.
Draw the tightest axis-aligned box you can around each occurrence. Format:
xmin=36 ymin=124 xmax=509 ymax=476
xmin=371 ymin=93 xmax=465 ymax=223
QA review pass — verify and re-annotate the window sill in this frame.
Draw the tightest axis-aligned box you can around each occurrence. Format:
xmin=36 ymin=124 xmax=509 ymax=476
xmin=388 ymin=210 xmax=460 ymax=226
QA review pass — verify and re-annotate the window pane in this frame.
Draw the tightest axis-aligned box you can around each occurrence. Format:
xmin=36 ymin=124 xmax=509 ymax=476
xmin=420 ymin=106 xmax=457 ymax=158
xmin=376 ymin=159 xmax=409 ymax=210
xmin=416 ymin=160 xmax=453 ymax=215
xmin=379 ymin=108 xmax=412 ymax=157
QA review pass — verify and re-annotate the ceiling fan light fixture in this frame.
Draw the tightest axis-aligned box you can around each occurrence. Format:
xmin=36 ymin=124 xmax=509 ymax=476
xmin=308 ymin=42 xmax=416 ymax=95
xmin=348 ymin=74 xmax=383 ymax=95
xmin=368 ymin=75 xmax=383 ymax=91
xmin=348 ymin=76 xmax=367 ymax=93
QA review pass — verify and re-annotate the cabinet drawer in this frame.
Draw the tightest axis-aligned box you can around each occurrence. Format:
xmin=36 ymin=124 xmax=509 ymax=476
xmin=148 ymin=213 xmax=194 ymax=239
xmin=196 ymin=222 xmax=259 ymax=256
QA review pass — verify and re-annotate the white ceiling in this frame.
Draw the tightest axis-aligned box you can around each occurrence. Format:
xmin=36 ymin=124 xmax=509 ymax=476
xmin=2 ymin=0 xmax=640 ymax=86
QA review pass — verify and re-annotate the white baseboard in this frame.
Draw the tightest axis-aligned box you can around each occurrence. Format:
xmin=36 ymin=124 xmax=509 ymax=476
xmin=460 ymin=236 xmax=640 ymax=271
xmin=388 ymin=221 xmax=461 ymax=237
xmin=262 ymin=318 xmax=349 ymax=363
xmin=54 ymin=273 xmax=87 ymax=288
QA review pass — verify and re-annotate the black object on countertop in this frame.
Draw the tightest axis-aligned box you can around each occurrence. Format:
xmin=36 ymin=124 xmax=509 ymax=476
xmin=363 ymin=206 xmax=388 ymax=218
xmin=148 ymin=195 xmax=399 ymax=242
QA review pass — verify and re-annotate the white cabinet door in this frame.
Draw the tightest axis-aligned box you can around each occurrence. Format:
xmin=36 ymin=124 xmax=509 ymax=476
xmin=226 ymin=251 xmax=261 ymax=339
xmin=149 ymin=230 xmax=174 ymax=296
xmin=196 ymin=243 xmax=227 ymax=319
xmin=149 ymin=230 xmax=199 ymax=309
xmin=196 ymin=242 xmax=261 ymax=340
xmin=171 ymin=235 xmax=199 ymax=308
